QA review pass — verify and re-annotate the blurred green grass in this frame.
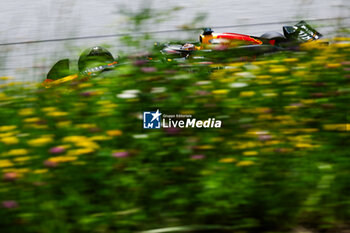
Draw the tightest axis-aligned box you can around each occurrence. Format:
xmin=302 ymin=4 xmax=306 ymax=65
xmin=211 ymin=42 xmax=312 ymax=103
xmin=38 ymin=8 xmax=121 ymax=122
xmin=0 ymin=39 xmax=349 ymax=233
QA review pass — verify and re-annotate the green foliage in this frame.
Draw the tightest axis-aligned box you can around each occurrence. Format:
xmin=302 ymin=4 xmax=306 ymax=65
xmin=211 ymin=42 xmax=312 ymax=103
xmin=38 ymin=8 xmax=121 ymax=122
xmin=0 ymin=40 xmax=349 ymax=233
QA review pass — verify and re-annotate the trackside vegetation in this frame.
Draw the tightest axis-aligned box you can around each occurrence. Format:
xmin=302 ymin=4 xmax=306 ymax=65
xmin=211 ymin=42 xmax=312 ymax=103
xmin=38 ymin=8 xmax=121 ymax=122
xmin=0 ymin=38 xmax=349 ymax=233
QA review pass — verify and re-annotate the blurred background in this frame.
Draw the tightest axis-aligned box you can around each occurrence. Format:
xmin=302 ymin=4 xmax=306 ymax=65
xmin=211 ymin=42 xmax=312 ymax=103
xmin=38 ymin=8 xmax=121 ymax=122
xmin=0 ymin=0 xmax=349 ymax=82
xmin=0 ymin=1 xmax=350 ymax=232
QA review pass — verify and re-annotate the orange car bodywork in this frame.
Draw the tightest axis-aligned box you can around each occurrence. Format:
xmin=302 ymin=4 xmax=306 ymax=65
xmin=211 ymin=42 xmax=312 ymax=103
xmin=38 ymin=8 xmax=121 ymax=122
xmin=199 ymin=32 xmax=269 ymax=49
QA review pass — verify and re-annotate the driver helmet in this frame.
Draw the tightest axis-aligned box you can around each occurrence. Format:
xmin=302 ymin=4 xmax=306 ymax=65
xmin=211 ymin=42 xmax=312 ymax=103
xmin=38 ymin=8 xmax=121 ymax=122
xmin=181 ymin=43 xmax=196 ymax=51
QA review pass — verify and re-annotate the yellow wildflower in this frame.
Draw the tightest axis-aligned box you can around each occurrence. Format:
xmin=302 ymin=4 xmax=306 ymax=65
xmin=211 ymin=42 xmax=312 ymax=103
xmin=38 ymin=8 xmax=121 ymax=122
xmin=126 ymin=98 xmax=139 ymax=102
xmin=106 ymin=130 xmax=123 ymax=137
xmin=210 ymin=137 xmax=224 ymax=142
xmin=219 ymin=158 xmax=236 ymax=163
xmin=73 ymin=103 xmax=87 ymax=108
xmin=78 ymin=83 xmax=93 ymax=88
xmin=94 ymin=89 xmax=105 ymax=96
xmin=41 ymin=107 xmax=58 ymax=112
xmin=23 ymin=117 xmax=41 ymax=123
xmin=14 ymin=168 xmax=30 ymax=174
xmin=300 ymin=99 xmax=315 ymax=104
xmin=279 ymin=80 xmax=294 ymax=86
xmin=333 ymin=43 xmax=350 ymax=48
xmin=333 ymin=37 xmax=350 ymax=41
xmin=0 ymin=125 xmax=17 ymax=132
xmin=66 ymin=148 xmax=95 ymax=156
xmin=212 ymin=89 xmax=230 ymax=95
xmin=7 ymin=149 xmax=28 ymax=156
xmin=281 ymin=129 xmax=297 ymax=134
xmin=27 ymin=137 xmax=53 ymax=147
xmin=0 ymin=93 xmax=8 ymax=101
xmin=283 ymin=58 xmax=298 ymax=63
xmin=197 ymin=145 xmax=214 ymax=150
xmin=243 ymin=151 xmax=258 ymax=156
xmin=104 ymin=103 xmax=118 ymax=109
xmin=293 ymin=70 xmax=308 ymax=77
xmin=26 ymin=97 xmax=38 ymax=102
xmin=55 ymin=144 xmax=71 ymax=149
xmin=236 ymin=161 xmax=255 ymax=167
xmin=260 ymin=148 xmax=275 ymax=153
xmin=295 ymin=143 xmax=314 ymax=148
xmin=275 ymin=115 xmax=293 ymax=121
xmin=245 ymin=130 xmax=266 ymax=136
xmin=97 ymin=100 xmax=112 ymax=105
xmin=253 ymin=107 xmax=271 ymax=113
xmin=56 ymin=121 xmax=72 ymax=128
xmin=326 ymin=63 xmax=341 ymax=68
xmin=301 ymin=41 xmax=329 ymax=50
xmin=228 ymin=62 xmax=245 ymax=67
xmin=301 ymin=128 xmax=319 ymax=133
xmin=235 ymin=141 xmax=260 ymax=149
xmin=270 ymin=67 xmax=289 ymax=74
xmin=219 ymin=78 xmax=236 ymax=83
xmin=48 ymin=156 xmax=78 ymax=163
xmin=283 ymin=91 xmax=297 ymax=96
xmin=256 ymin=75 xmax=271 ymax=79
xmin=90 ymin=135 xmax=112 ymax=141
xmin=0 ymin=160 xmax=14 ymax=168
xmin=1 ymin=137 xmax=19 ymax=145
xmin=314 ymin=56 xmax=328 ymax=61
xmin=262 ymin=92 xmax=277 ymax=97
xmin=13 ymin=157 xmax=31 ymax=162
xmin=323 ymin=124 xmax=347 ymax=131
xmin=18 ymin=108 xmax=35 ymax=116
xmin=257 ymin=81 xmax=271 ymax=85
xmin=239 ymin=91 xmax=255 ymax=97
xmin=24 ymin=124 xmax=48 ymax=130
xmin=0 ymin=132 xmax=16 ymax=138
xmin=275 ymin=76 xmax=286 ymax=80
xmin=46 ymin=111 xmax=68 ymax=117
xmin=62 ymin=136 xmax=88 ymax=143
xmin=33 ymin=169 xmax=48 ymax=174
xmin=264 ymin=140 xmax=281 ymax=145
xmin=97 ymin=108 xmax=113 ymax=115
xmin=75 ymin=140 xmax=100 ymax=149
xmin=258 ymin=114 xmax=273 ymax=120
xmin=284 ymin=105 xmax=300 ymax=110
xmin=76 ymin=123 xmax=97 ymax=129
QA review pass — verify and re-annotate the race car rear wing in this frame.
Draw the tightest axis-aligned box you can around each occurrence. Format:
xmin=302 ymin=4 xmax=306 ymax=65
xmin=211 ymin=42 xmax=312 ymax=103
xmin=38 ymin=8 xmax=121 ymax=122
xmin=283 ymin=21 xmax=322 ymax=42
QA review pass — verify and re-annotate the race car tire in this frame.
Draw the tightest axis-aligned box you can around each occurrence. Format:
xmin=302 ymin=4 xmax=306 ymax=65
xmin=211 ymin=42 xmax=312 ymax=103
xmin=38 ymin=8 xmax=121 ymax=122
xmin=260 ymin=31 xmax=287 ymax=45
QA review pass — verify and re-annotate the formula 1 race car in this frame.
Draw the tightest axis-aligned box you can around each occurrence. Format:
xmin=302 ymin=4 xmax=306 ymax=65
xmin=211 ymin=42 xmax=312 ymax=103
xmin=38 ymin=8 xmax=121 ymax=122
xmin=42 ymin=46 xmax=119 ymax=87
xmin=43 ymin=21 xmax=323 ymax=87
xmin=161 ymin=20 xmax=323 ymax=59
